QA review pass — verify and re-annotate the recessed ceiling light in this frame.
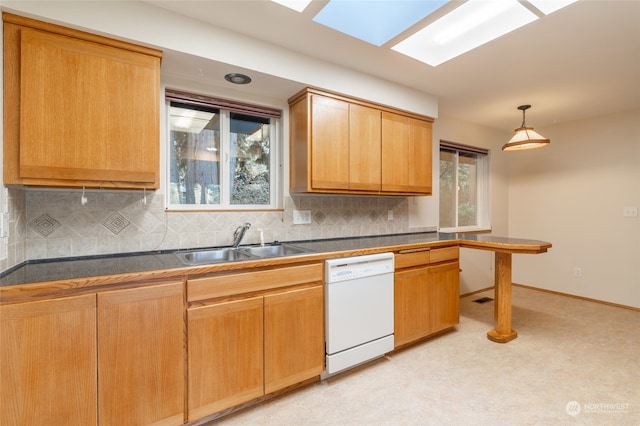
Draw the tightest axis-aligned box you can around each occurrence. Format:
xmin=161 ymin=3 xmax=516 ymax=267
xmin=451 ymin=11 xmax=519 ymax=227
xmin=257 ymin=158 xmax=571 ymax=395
xmin=392 ymin=0 xmax=538 ymax=67
xmin=224 ymin=73 xmax=252 ymax=85
xmin=270 ymin=0 xmax=313 ymax=13
xmin=313 ymin=0 xmax=449 ymax=47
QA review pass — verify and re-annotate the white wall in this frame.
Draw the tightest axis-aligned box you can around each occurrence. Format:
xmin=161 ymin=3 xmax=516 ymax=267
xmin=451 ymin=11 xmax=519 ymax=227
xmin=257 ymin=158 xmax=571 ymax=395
xmin=508 ymin=109 xmax=640 ymax=308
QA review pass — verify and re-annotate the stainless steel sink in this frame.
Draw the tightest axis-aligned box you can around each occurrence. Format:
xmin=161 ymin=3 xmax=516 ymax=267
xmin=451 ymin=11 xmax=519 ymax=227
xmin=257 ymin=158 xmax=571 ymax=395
xmin=240 ymin=243 xmax=313 ymax=258
xmin=175 ymin=243 xmax=314 ymax=265
xmin=175 ymin=248 xmax=255 ymax=265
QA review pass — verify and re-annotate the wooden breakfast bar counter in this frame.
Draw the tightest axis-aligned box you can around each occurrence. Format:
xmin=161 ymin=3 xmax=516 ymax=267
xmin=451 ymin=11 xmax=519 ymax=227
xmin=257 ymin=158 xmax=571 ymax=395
xmin=457 ymin=235 xmax=553 ymax=343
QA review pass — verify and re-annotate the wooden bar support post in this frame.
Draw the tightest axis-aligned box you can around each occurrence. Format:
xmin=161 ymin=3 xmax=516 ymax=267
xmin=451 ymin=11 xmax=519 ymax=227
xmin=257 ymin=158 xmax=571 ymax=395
xmin=487 ymin=252 xmax=518 ymax=343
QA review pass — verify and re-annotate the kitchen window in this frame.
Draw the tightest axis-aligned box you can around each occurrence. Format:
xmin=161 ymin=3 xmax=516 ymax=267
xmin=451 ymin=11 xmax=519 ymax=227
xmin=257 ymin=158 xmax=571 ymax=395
xmin=166 ymin=89 xmax=281 ymax=210
xmin=439 ymin=140 xmax=490 ymax=231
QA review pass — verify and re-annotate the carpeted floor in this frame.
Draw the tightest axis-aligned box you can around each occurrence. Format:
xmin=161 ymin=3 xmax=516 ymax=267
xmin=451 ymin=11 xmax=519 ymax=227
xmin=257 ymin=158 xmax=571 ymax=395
xmin=212 ymin=286 xmax=640 ymax=425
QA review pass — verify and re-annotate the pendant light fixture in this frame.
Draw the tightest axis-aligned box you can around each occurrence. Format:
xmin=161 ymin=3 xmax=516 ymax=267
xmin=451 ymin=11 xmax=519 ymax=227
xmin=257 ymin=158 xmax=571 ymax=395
xmin=502 ymin=105 xmax=550 ymax=151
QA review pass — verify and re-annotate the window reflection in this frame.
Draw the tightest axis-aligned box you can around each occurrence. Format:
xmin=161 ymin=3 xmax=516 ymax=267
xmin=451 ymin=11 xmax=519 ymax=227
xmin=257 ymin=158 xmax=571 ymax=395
xmin=169 ymin=103 xmax=220 ymax=205
xmin=168 ymin=103 xmax=273 ymax=208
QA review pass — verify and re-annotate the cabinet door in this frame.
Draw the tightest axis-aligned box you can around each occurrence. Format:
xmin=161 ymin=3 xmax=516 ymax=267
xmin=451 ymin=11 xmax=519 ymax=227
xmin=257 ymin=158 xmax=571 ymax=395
xmin=187 ymin=296 xmax=264 ymax=420
xmin=18 ymin=27 xmax=160 ymax=187
xmin=427 ymin=261 xmax=460 ymax=333
xmin=381 ymin=112 xmax=432 ymax=194
xmin=310 ymin=94 xmax=350 ymax=190
xmin=394 ymin=266 xmax=431 ymax=348
xmin=97 ymin=282 xmax=184 ymax=426
xmin=394 ymin=260 xmax=459 ymax=348
xmin=0 ymin=294 xmax=97 ymax=426
xmin=264 ymin=285 xmax=324 ymax=394
xmin=349 ymin=104 xmax=381 ymax=191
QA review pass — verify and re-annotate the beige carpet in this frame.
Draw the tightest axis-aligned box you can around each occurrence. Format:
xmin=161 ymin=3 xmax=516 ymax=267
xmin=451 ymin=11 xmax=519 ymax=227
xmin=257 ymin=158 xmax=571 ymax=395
xmin=212 ymin=286 xmax=640 ymax=425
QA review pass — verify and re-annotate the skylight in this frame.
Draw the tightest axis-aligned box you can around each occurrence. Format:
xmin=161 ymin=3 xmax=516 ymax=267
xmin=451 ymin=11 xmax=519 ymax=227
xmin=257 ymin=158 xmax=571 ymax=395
xmin=313 ymin=0 xmax=449 ymax=46
xmin=392 ymin=0 xmax=538 ymax=67
xmin=271 ymin=0 xmax=580 ymax=67
xmin=527 ymin=0 xmax=581 ymax=15
xmin=270 ymin=0 xmax=313 ymax=13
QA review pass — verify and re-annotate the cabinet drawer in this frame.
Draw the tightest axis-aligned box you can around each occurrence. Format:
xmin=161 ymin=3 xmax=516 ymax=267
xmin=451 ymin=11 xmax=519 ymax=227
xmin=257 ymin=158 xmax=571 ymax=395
xmin=430 ymin=246 xmax=459 ymax=264
xmin=394 ymin=249 xmax=430 ymax=269
xmin=188 ymin=263 xmax=323 ymax=302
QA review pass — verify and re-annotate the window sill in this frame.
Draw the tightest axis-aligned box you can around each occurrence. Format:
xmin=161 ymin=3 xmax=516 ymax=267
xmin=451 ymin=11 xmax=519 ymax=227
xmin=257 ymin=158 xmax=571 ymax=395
xmin=439 ymin=227 xmax=492 ymax=234
xmin=165 ymin=207 xmax=284 ymax=213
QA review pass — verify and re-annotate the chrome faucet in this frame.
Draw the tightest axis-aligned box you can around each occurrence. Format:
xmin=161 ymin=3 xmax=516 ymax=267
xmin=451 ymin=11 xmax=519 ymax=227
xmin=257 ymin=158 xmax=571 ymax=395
xmin=232 ymin=222 xmax=251 ymax=248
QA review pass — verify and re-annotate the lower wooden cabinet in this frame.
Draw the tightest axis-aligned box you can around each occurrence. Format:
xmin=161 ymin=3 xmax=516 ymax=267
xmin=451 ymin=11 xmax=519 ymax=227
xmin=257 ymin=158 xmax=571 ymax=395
xmin=264 ymin=285 xmax=324 ymax=394
xmin=395 ymin=265 xmax=432 ymax=347
xmin=187 ymin=296 xmax=265 ymax=420
xmin=427 ymin=262 xmax=460 ymax=334
xmin=394 ymin=247 xmax=460 ymax=348
xmin=186 ymin=282 xmax=324 ymax=421
xmin=0 ymin=294 xmax=97 ymax=426
xmin=97 ymin=282 xmax=184 ymax=426
xmin=0 ymin=281 xmax=185 ymax=426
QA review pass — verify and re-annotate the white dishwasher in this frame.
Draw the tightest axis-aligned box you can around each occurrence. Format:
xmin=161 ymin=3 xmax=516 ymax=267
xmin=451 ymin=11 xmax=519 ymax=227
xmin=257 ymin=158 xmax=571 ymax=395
xmin=323 ymin=252 xmax=394 ymax=378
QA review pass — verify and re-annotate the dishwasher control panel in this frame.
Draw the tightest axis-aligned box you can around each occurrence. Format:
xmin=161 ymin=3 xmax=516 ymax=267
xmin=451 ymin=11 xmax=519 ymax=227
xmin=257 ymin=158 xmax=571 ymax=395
xmin=325 ymin=252 xmax=394 ymax=283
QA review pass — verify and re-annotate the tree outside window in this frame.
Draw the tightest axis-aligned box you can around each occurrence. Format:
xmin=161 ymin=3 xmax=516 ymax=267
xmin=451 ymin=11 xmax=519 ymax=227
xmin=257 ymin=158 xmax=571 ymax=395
xmin=167 ymin=95 xmax=279 ymax=210
xmin=439 ymin=142 xmax=489 ymax=230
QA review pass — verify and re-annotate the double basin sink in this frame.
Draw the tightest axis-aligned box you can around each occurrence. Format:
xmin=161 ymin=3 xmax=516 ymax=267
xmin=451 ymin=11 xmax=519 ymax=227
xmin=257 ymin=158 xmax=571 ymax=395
xmin=175 ymin=243 xmax=314 ymax=265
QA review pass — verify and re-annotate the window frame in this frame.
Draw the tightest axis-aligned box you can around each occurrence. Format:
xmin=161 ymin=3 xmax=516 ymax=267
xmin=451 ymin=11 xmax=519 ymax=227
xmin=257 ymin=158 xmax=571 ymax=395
xmin=164 ymin=89 xmax=282 ymax=211
xmin=438 ymin=140 xmax=491 ymax=232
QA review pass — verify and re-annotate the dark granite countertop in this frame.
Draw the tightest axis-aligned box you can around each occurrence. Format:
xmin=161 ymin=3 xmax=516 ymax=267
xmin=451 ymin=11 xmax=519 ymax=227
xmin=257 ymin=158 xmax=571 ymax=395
xmin=0 ymin=232 xmax=551 ymax=289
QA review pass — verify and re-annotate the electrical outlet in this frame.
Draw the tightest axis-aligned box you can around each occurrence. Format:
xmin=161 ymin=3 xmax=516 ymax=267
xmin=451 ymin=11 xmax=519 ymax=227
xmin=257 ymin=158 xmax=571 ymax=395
xmin=293 ymin=210 xmax=312 ymax=225
xmin=574 ymin=267 xmax=582 ymax=278
xmin=387 ymin=210 xmax=394 ymax=221
xmin=623 ymin=206 xmax=638 ymax=217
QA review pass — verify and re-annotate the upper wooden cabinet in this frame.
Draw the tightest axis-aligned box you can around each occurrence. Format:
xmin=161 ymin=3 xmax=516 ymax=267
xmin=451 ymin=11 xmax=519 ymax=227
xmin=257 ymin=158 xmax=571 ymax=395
xmin=288 ymin=87 xmax=433 ymax=196
xmin=3 ymin=13 xmax=162 ymax=189
xmin=381 ymin=112 xmax=433 ymax=194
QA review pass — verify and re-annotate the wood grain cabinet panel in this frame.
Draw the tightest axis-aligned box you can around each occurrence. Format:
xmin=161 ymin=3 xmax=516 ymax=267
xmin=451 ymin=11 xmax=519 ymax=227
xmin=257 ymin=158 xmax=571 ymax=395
xmin=349 ymin=103 xmax=381 ymax=192
xmin=187 ymin=296 xmax=264 ymax=420
xmin=97 ymin=282 xmax=184 ymax=426
xmin=394 ymin=247 xmax=459 ymax=349
xmin=186 ymin=264 xmax=324 ymax=421
xmin=381 ymin=112 xmax=432 ymax=194
xmin=264 ymin=284 xmax=324 ymax=394
xmin=288 ymin=87 xmax=433 ymax=195
xmin=394 ymin=265 xmax=432 ymax=347
xmin=3 ymin=13 xmax=161 ymax=189
xmin=0 ymin=294 xmax=97 ymax=426
xmin=427 ymin=262 xmax=460 ymax=333
xmin=310 ymin=94 xmax=350 ymax=190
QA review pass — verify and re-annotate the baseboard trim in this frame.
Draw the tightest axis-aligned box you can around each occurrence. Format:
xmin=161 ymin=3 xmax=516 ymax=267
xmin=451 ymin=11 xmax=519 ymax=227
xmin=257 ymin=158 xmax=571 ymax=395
xmin=460 ymin=286 xmax=494 ymax=298
xmin=512 ymin=283 xmax=640 ymax=312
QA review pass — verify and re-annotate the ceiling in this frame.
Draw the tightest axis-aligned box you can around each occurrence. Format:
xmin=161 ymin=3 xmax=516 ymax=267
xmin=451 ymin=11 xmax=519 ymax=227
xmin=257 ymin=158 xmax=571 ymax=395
xmin=148 ymin=0 xmax=640 ymax=131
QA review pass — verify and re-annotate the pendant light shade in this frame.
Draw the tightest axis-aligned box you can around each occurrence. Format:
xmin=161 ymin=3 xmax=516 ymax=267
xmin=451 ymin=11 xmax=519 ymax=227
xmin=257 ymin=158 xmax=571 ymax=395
xmin=502 ymin=105 xmax=550 ymax=151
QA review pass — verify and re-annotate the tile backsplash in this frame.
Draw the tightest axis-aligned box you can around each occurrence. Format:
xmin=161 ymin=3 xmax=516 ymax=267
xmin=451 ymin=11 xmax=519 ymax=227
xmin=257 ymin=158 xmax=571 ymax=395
xmin=3 ymin=188 xmax=429 ymax=270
